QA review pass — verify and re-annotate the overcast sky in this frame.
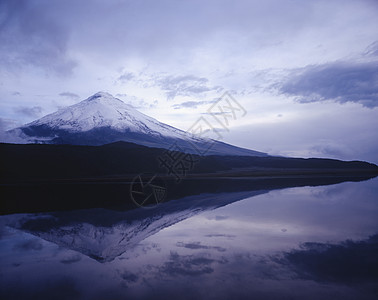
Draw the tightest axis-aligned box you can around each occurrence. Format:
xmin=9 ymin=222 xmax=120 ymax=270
xmin=1 ymin=0 xmax=377 ymax=163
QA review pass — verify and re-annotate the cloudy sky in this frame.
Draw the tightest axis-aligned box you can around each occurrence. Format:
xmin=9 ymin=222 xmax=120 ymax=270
xmin=1 ymin=0 xmax=377 ymax=163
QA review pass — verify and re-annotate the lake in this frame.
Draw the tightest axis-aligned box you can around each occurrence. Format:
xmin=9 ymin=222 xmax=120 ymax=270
xmin=1 ymin=177 xmax=377 ymax=300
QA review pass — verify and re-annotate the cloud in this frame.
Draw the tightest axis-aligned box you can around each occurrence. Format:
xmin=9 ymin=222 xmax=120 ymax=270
xmin=0 ymin=0 xmax=76 ymax=75
xmin=59 ymin=92 xmax=79 ymax=99
xmin=172 ymin=100 xmax=215 ymax=109
xmin=309 ymin=143 xmax=351 ymax=158
xmin=279 ymin=61 xmax=378 ymax=107
xmin=0 ymin=118 xmax=20 ymax=131
xmin=116 ymin=93 xmax=158 ymax=109
xmin=14 ymin=106 xmax=43 ymax=118
xmin=363 ymin=41 xmax=378 ymax=57
xmin=0 ymin=118 xmax=26 ymax=143
xmin=156 ymin=75 xmax=222 ymax=100
xmin=117 ymin=72 xmax=135 ymax=83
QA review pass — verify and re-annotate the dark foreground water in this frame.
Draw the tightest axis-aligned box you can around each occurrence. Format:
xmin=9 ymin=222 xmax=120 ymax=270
xmin=1 ymin=178 xmax=378 ymax=300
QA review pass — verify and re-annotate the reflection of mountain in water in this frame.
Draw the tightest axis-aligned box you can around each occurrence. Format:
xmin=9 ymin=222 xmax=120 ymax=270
xmin=7 ymin=191 xmax=265 ymax=262
xmin=2 ymin=173 xmax=376 ymax=215
xmin=4 ymin=176 xmax=375 ymax=262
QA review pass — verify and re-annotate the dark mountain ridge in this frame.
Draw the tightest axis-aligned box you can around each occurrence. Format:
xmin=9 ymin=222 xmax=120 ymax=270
xmin=1 ymin=141 xmax=377 ymax=182
xmin=1 ymin=142 xmax=377 ymax=215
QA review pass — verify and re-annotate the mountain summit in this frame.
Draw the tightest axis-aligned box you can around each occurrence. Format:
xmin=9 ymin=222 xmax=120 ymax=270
xmin=6 ymin=92 xmax=266 ymax=156
xmin=24 ymin=91 xmax=192 ymax=138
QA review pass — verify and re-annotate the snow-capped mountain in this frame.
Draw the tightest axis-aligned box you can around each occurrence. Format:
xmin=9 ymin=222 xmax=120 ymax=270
xmin=7 ymin=92 xmax=266 ymax=156
xmin=25 ymin=92 xmax=193 ymax=138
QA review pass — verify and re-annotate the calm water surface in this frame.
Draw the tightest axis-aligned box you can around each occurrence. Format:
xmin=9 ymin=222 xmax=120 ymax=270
xmin=1 ymin=178 xmax=378 ymax=299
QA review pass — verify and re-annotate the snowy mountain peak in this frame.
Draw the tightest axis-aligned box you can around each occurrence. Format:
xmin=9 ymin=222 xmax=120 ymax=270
xmin=21 ymin=92 xmax=193 ymax=138
xmin=90 ymin=91 xmax=113 ymax=98
xmin=5 ymin=92 xmax=267 ymax=156
xmin=85 ymin=91 xmax=122 ymax=103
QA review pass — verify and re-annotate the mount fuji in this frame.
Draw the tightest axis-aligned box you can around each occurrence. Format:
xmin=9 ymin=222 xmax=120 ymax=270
xmin=7 ymin=92 xmax=266 ymax=156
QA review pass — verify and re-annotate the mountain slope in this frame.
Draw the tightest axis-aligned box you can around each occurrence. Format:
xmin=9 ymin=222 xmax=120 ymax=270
xmin=7 ymin=92 xmax=266 ymax=156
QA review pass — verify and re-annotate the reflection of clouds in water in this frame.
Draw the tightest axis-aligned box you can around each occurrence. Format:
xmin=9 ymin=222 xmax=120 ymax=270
xmin=119 ymin=270 xmax=139 ymax=283
xmin=60 ymin=254 xmax=81 ymax=264
xmin=139 ymin=249 xmax=358 ymax=300
xmin=1 ymin=277 xmax=81 ymax=300
xmin=140 ymin=243 xmax=162 ymax=255
xmin=206 ymin=215 xmax=229 ymax=221
xmin=204 ymin=180 xmax=378 ymax=244
xmin=36 ymin=277 xmax=81 ymax=300
xmin=13 ymin=239 xmax=43 ymax=251
xmin=204 ymin=234 xmax=236 ymax=239
xmin=279 ymin=233 xmax=378 ymax=284
xmin=12 ymin=262 xmax=21 ymax=267
xmin=0 ymin=227 xmax=8 ymax=238
xmin=159 ymin=251 xmax=228 ymax=277
xmin=1 ymin=180 xmax=378 ymax=299
xmin=176 ymin=241 xmax=226 ymax=252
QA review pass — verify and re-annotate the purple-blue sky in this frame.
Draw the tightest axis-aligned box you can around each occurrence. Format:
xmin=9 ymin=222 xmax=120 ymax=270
xmin=0 ymin=0 xmax=377 ymax=162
